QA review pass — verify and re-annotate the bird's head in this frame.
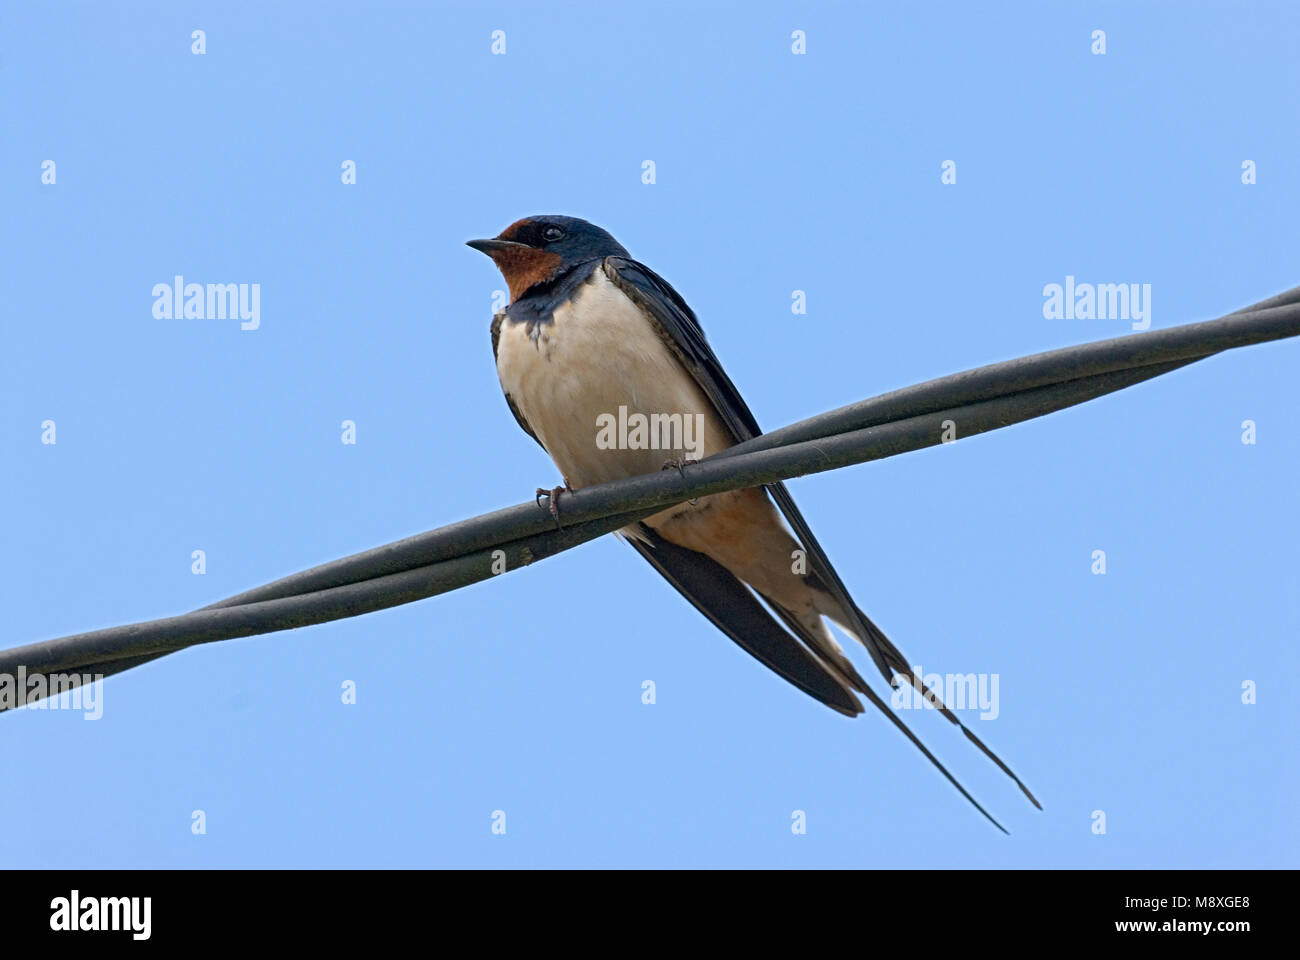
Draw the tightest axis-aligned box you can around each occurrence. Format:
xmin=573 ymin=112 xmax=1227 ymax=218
xmin=467 ymin=215 xmax=629 ymax=302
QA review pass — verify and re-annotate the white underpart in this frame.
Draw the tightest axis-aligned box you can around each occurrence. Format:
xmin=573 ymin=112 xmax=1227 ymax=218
xmin=495 ymin=263 xmax=732 ymax=496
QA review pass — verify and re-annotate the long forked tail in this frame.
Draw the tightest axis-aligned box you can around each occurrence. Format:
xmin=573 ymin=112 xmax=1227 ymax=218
xmin=828 ymin=596 xmax=1042 ymax=811
xmin=629 ymin=523 xmax=1016 ymax=832
xmin=762 ymin=480 xmax=1039 ymax=819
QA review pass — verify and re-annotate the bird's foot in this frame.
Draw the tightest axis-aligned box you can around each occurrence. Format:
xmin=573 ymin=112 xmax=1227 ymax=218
xmin=660 ymin=457 xmax=700 ymax=478
xmin=534 ymin=479 xmax=574 ymax=530
xmin=661 ymin=458 xmax=701 ymax=504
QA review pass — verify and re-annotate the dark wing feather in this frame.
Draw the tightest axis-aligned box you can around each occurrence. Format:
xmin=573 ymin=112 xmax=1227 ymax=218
xmin=627 ymin=524 xmax=863 ymax=718
xmin=603 ymin=256 xmax=896 ymax=679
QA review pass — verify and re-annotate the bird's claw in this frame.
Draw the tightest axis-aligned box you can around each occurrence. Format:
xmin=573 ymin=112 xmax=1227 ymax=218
xmin=535 ymin=481 xmax=572 ymax=530
xmin=661 ymin=458 xmax=701 ymax=504
xmin=660 ymin=457 xmax=699 ymax=478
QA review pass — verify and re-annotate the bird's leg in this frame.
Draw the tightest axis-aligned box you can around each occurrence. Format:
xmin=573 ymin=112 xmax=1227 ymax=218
xmin=534 ymin=478 xmax=574 ymax=530
xmin=661 ymin=458 xmax=701 ymax=504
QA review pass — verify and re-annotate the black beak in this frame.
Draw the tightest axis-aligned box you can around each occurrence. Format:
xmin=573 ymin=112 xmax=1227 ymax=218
xmin=467 ymin=238 xmax=528 ymax=256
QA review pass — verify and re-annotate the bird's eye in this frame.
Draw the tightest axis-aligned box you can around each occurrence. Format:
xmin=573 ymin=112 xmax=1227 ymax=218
xmin=541 ymin=225 xmax=565 ymax=242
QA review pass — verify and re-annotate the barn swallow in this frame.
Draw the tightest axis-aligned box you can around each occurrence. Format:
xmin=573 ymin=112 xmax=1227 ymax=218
xmin=469 ymin=215 xmax=1039 ymax=830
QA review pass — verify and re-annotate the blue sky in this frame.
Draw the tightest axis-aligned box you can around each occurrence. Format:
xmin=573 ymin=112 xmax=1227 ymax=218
xmin=3 ymin=0 xmax=1297 ymax=868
